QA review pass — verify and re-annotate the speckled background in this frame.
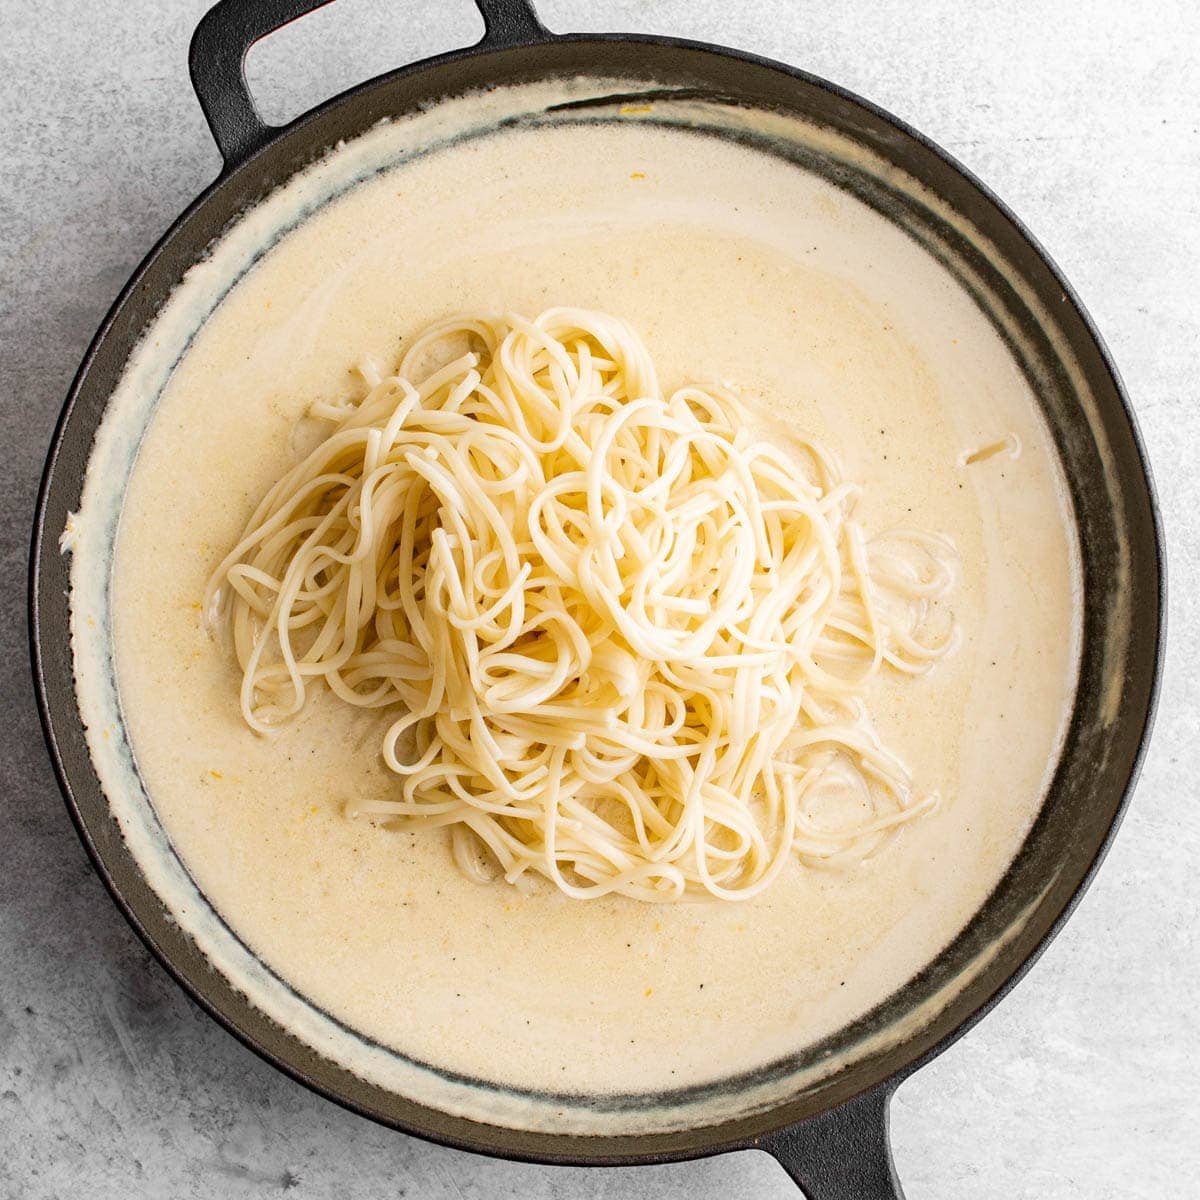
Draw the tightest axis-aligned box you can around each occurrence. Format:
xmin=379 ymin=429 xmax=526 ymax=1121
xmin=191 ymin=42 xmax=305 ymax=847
xmin=1 ymin=2 xmax=1196 ymax=1197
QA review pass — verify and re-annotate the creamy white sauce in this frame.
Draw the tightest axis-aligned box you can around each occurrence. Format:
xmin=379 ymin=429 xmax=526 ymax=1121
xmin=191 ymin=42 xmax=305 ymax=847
xmin=69 ymin=80 xmax=1081 ymax=1134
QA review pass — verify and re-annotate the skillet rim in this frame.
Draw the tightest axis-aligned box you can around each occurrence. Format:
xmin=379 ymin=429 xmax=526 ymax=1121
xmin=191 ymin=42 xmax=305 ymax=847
xmin=28 ymin=25 xmax=1166 ymax=1168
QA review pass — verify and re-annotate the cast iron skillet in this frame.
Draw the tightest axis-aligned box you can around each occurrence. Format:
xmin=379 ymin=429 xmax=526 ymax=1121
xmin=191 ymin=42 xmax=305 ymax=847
xmin=30 ymin=0 xmax=1164 ymax=1194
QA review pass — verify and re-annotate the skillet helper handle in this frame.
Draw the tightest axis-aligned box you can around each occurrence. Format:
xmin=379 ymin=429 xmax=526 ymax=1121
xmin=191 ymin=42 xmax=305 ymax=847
xmin=762 ymin=1085 xmax=905 ymax=1199
xmin=189 ymin=0 xmax=551 ymax=172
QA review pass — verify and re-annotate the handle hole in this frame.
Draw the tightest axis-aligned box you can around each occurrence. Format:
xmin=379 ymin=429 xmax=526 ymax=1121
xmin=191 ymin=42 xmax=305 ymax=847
xmin=244 ymin=0 xmax=484 ymax=128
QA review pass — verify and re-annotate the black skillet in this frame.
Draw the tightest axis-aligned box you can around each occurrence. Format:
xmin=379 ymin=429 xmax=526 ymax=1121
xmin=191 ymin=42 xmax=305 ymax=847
xmin=29 ymin=0 xmax=1164 ymax=1194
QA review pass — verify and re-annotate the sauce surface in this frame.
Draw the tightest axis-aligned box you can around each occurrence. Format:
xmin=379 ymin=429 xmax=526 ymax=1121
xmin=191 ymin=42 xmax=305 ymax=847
xmin=104 ymin=117 xmax=1079 ymax=1099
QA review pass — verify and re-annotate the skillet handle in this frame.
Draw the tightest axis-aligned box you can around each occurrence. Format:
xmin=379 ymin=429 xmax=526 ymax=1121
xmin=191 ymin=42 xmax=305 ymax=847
xmin=761 ymin=1085 xmax=905 ymax=1198
xmin=189 ymin=0 xmax=551 ymax=171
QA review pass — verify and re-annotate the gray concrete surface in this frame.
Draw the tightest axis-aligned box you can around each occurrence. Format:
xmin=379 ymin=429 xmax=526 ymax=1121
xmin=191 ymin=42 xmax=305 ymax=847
xmin=1 ymin=1 xmax=1196 ymax=1197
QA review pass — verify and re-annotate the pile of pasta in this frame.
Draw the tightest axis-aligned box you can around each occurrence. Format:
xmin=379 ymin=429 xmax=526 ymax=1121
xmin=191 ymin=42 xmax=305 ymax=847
xmin=207 ymin=308 xmax=957 ymax=901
